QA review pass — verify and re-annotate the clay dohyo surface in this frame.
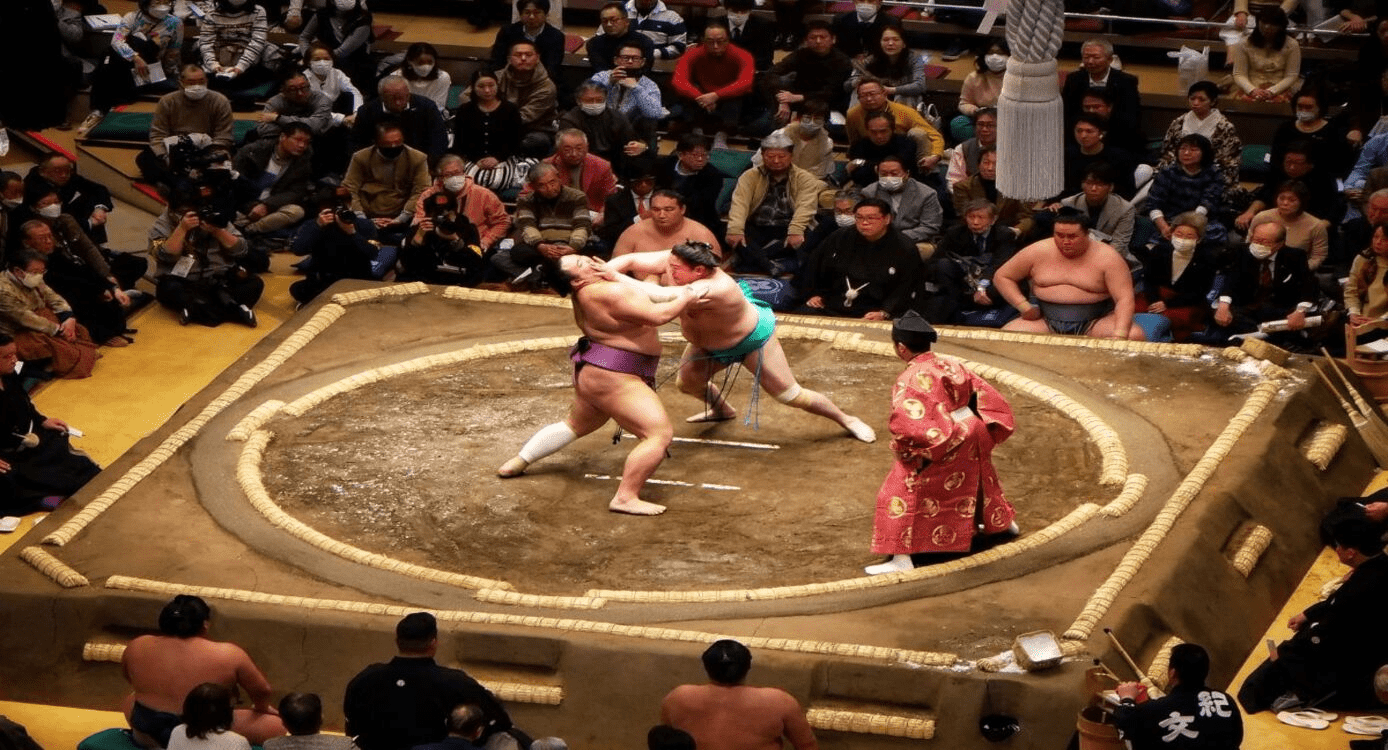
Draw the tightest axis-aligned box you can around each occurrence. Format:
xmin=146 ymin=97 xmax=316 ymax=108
xmin=259 ymin=343 xmax=1097 ymax=594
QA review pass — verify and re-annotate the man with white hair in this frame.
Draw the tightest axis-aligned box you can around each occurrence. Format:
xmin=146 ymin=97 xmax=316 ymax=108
xmin=725 ymin=132 xmax=826 ymax=276
xmin=1061 ymin=39 xmax=1142 ymax=137
xmin=349 ymin=74 xmax=448 ymax=161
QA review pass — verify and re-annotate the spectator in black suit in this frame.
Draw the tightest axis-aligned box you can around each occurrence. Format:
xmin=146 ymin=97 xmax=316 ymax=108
xmin=598 ymin=156 xmax=659 ymax=250
xmin=1235 ymin=141 xmax=1345 ymax=235
xmin=1061 ymin=39 xmax=1141 ymax=138
xmin=847 ymin=111 xmax=919 ymax=187
xmin=1196 ymin=222 xmax=1319 ymax=346
xmin=721 ymin=0 xmax=777 ymax=71
xmin=490 ymin=0 xmax=567 ymax=80
xmin=923 ymin=199 xmax=1018 ymax=324
xmin=1079 ymin=87 xmax=1146 ymax=161
xmin=24 ymin=155 xmax=114 ymax=247
xmin=587 ymin=2 xmax=656 ymax=73
xmin=765 ymin=20 xmax=855 ymax=120
xmin=656 ymin=133 xmax=727 ymax=240
xmin=1238 ymin=515 xmax=1388 ymax=713
xmin=830 ymin=0 xmax=900 ymax=58
xmin=1064 ymin=113 xmax=1137 ymax=199
xmin=350 ymin=76 xmax=449 ymax=164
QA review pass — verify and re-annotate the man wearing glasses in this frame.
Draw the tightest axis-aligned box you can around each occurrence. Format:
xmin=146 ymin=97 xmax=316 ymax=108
xmin=586 ymin=2 xmax=656 ymax=73
xmin=254 ymin=72 xmax=332 ymax=140
xmin=588 ymin=44 xmax=664 ymax=145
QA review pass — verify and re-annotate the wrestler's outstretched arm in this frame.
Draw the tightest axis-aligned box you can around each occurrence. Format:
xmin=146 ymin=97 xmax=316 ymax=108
xmin=598 ymin=282 xmax=706 ymax=326
xmin=606 ymin=250 xmax=672 ymax=279
xmin=611 ymin=273 xmax=709 ymax=302
xmin=606 ymin=251 xmax=710 ymax=301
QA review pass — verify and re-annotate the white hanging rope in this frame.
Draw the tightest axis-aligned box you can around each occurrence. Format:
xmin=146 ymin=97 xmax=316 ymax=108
xmin=997 ymin=0 xmax=1066 ymax=201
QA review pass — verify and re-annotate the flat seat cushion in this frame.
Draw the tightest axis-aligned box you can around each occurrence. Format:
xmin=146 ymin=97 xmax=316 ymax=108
xmin=85 ymin=112 xmax=256 ymax=143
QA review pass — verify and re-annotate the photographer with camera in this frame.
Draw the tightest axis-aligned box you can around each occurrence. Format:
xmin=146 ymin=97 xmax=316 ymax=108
xmin=138 ymin=66 xmax=235 ymax=197
xmin=289 ymin=189 xmax=395 ymax=304
xmin=343 ymin=123 xmax=431 ymax=247
xmin=401 ymin=156 xmax=509 ymax=285
xmin=149 ymin=197 xmax=263 ymax=328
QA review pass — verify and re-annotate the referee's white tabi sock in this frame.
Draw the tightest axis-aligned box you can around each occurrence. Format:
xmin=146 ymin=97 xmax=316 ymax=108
xmin=864 ymin=555 xmax=915 ymax=575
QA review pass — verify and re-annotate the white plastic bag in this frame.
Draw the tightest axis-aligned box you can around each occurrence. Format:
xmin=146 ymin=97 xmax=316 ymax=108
xmin=1167 ymin=46 xmax=1210 ymax=94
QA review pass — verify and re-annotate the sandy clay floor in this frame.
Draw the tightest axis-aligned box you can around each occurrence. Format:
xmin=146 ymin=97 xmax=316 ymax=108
xmin=260 ymin=341 xmax=1097 ymax=594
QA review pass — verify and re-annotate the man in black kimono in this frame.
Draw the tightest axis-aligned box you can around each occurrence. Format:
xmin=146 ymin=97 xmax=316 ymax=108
xmin=0 ymin=333 xmax=100 ymax=514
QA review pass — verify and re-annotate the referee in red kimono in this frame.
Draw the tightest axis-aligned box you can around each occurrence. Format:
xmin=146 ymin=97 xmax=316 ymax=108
xmin=866 ymin=311 xmax=1018 ymax=575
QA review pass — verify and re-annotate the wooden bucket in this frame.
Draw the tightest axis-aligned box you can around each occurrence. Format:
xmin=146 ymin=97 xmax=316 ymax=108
xmin=1076 ymin=706 xmax=1125 ymax=750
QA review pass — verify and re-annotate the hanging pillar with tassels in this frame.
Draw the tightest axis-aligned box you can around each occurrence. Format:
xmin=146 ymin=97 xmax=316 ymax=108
xmin=994 ymin=0 xmax=1066 ymax=202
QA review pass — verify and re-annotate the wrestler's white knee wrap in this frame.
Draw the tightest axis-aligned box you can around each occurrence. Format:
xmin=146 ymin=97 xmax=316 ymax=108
xmin=518 ymin=422 xmax=579 ymax=463
xmin=774 ymin=384 xmax=806 ymax=406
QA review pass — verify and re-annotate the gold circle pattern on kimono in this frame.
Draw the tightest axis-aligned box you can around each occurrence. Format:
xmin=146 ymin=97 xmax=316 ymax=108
xmin=944 ymin=472 xmax=966 ymax=491
xmin=915 ymin=372 xmax=934 ymax=392
xmin=922 ymin=497 xmax=941 ymax=517
xmin=955 ymin=496 xmax=976 ymax=517
xmin=988 ymin=505 xmax=1010 ymax=528
xmin=903 ymin=398 xmax=926 ymax=419
xmin=887 ymin=496 xmax=908 ymax=519
xmin=899 ymin=528 xmax=913 ymax=547
xmin=931 ymin=524 xmax=957 ymax=547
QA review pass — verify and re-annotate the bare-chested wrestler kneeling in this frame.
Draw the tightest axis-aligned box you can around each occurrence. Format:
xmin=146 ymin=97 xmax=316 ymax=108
xmin=607 ymin=242 xmax=875 ymax=442
xmin=497 ymin=255 xmax=708 ymax=515
xmin=122 ymin=595 xmax=285 ymax=748
xmin=993 ymin=212 xmax=1145 ymax=340
xmin=611 ymin=189 xmax=721 ymax=259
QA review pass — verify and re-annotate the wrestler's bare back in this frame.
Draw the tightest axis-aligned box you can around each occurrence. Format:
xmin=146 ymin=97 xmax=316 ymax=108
xmin=573 ymin=282 xmax=665 ymax=355
xmin=122 ymin=635 xmax=266 ymax=715
xmin=661 ymin=684 xmax=818 ymax=750
xmin=1004 ymin=238 xmax=1127 ymax=304
xmin=681 ymin=269 xmax=760 ymax=352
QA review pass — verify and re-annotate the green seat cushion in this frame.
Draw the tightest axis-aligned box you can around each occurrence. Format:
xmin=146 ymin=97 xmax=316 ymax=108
xmin=86 ymin=112 xmax=255 ymax=143
xmin=709 ymin=148 xmax=753 ymax=216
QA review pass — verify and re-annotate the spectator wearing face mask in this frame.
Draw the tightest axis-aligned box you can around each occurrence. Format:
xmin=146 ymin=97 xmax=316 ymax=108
xmin=301 ymin=42 xmax=364 ymax=130
xmin=137 ymin=65 xmax=235 ymax=195
xmin=830 ymin=0 xmax=900 ymax=58
xmin=83 ymin=0 xmax=183 ymax=133
xmin=558 ymin=82 xmax=646 ymax=173
xmin=719 ymin=0 xmax=776 ymax=71
xmin=587 ymin=44 xmax=664 ymax=147
xmin=298 ymin=0 xmax=375 ymax=85
xmin=859 ymin=155 xmax=942 ymax=260
xmin=389 ymin=42 xmax=451 ymax=114
xmin=0 ymin=250 xmax=101 ymax=379
xmin=342 ymin=123 xmax=432 ymax=245
xmin=750 ymin=101 xmax=833 ymax=180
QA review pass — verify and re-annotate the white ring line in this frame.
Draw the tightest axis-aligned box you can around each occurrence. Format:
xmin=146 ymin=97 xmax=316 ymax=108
xmin=583 ymin=474 xmax=742 ymax=491
xmin=619 ymin=434 xmax=781 ymax=450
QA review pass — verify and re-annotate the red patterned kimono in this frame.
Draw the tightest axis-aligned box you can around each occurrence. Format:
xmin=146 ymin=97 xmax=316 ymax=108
xmin=871 ymin=352 xmax=1015 ymax=554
